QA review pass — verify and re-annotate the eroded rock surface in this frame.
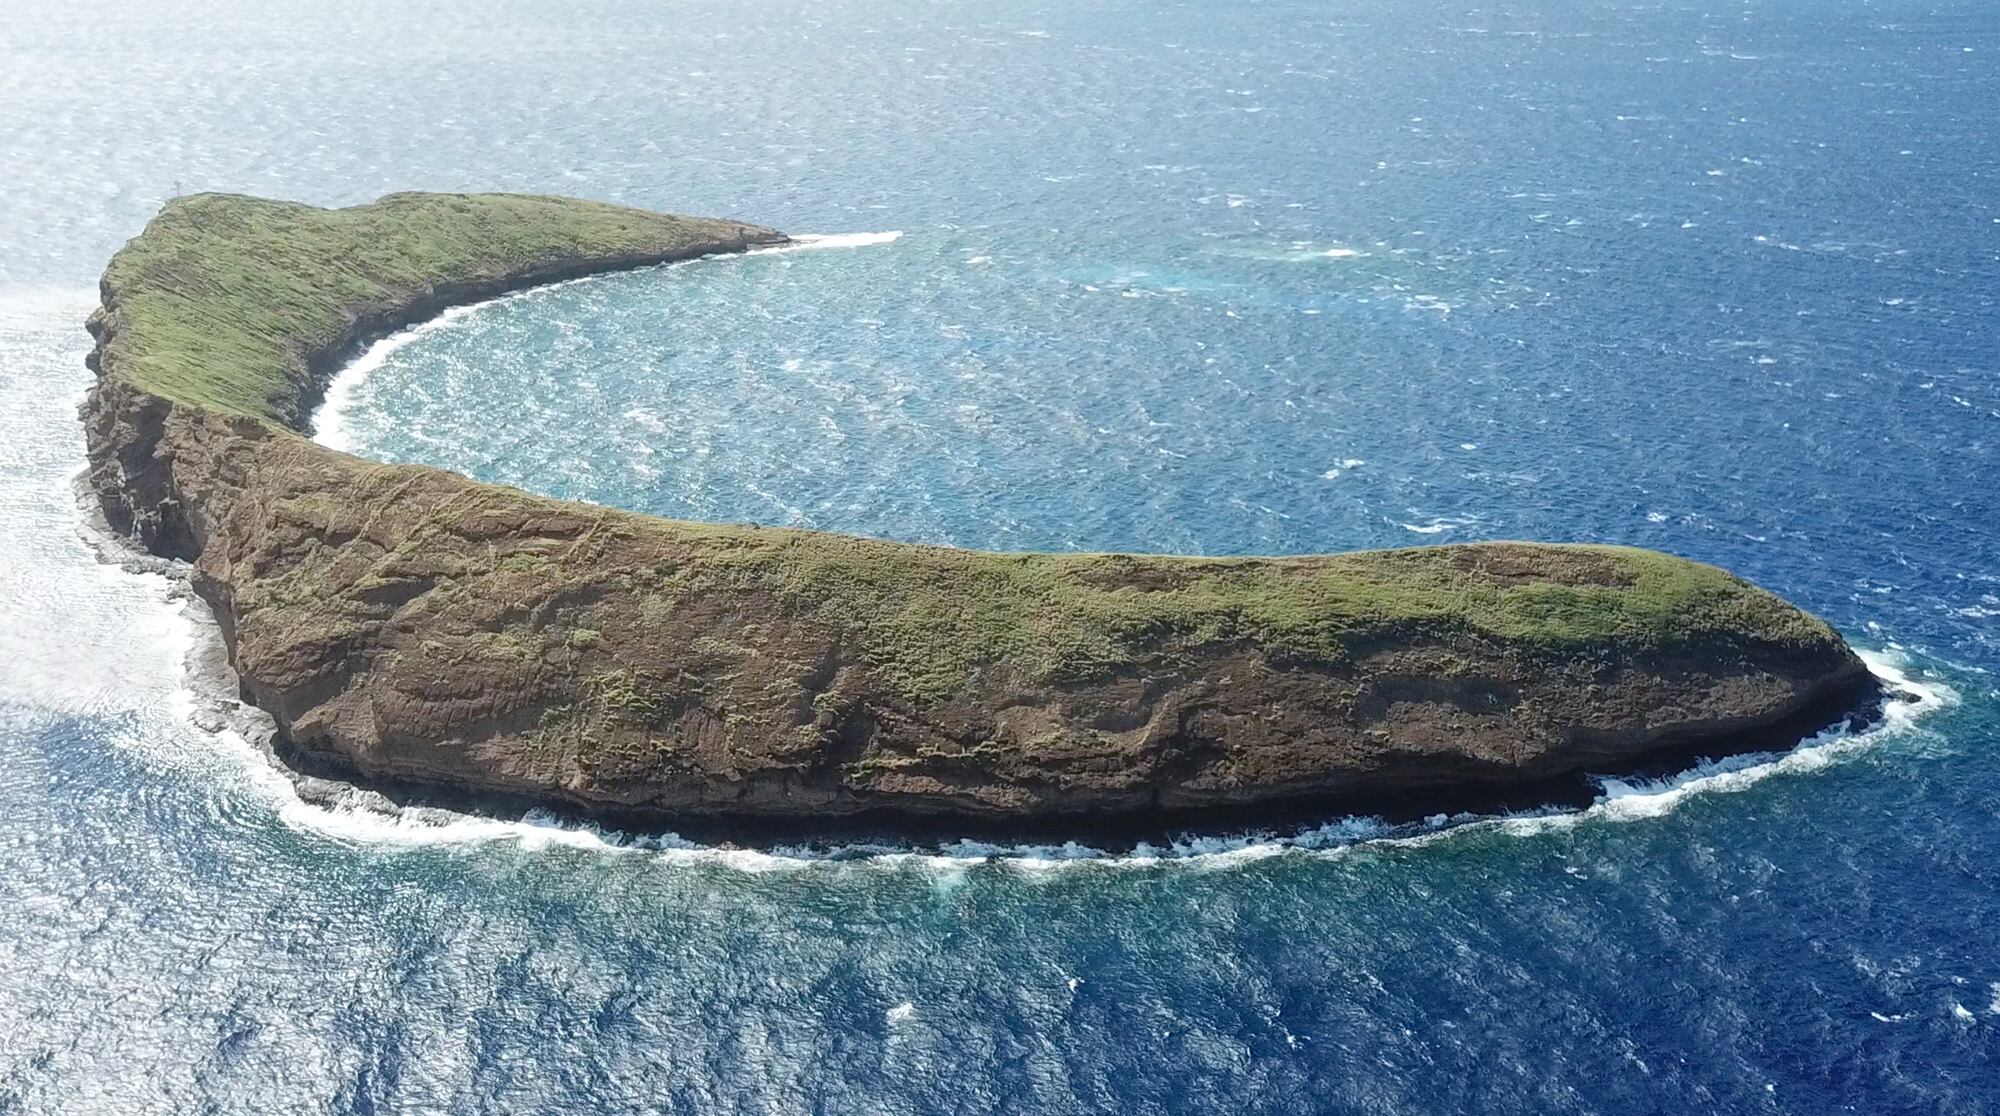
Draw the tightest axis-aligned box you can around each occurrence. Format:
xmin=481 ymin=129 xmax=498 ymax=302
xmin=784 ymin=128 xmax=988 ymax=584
xmin=82 ymin=192 xmax=1877 ymax=830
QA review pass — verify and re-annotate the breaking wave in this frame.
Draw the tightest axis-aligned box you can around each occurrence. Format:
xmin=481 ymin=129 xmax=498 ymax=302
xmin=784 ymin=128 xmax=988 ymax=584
xmin=756 ymin=230 xmax=905 ymax=252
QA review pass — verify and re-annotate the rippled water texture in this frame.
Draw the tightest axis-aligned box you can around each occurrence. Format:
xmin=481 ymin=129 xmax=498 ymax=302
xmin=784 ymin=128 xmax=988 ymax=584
xmin=4 ymin=0 xmax=1999 ymax=1110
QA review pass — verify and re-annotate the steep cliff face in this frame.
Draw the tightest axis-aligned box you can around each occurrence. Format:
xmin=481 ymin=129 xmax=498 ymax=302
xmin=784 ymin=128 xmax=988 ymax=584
xmin=82 ymin=192 xmax=1878 ymax=831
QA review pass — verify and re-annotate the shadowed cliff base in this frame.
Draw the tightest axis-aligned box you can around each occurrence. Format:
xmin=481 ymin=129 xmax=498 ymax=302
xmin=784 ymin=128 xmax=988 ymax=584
xmin=82 ymin=192 xmax=1882 ymax=835
xmin=266 ymin=682 xmax=1896 ymax=851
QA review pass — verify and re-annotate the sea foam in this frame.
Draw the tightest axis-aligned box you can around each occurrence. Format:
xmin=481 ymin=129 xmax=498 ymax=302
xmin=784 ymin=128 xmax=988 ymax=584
xmin=758 ymin=231 xmax=904 ymax=253
xmin=169 ymin=646 xmax=1948 ymax=876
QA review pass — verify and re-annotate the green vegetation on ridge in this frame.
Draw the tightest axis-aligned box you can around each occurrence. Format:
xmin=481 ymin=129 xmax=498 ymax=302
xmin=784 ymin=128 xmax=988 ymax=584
xmin=96 ymin=191 xmax=773 ymax=419
xmin=98 ymin=192 xmax=1846 ymax=706
xmin=249 ymin=443 xmax=1841 ymax=707
xmin=649 ymin=530 xmax=1839 ymax=703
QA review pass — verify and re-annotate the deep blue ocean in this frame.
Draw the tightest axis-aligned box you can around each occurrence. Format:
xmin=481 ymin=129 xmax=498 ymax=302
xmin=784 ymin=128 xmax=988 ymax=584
xmin=4 ymin=0 xmax=1999 ymax=1110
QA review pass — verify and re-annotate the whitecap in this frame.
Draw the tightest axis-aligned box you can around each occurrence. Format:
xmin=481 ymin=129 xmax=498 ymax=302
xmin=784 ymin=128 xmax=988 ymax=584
xmin=759 ymin=231 xmax=904 ymax=252
xmin=1396 ymin=512 xmax=1482 ymax=535
xmin=622 ymin=406 xmax=669 ymax=434
xmin=1453 ymin=649 xmax=1953 ymax=840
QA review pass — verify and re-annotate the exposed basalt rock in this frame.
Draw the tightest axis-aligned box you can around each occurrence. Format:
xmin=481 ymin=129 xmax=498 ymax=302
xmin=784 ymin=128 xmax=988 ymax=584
xmin=82 ymin=191 xmax=1879 ymax=833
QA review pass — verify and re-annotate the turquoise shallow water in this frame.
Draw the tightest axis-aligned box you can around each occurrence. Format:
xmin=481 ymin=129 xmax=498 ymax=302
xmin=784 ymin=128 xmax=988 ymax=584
xmin=4 ymin=0 xmax=1999 ymax=1111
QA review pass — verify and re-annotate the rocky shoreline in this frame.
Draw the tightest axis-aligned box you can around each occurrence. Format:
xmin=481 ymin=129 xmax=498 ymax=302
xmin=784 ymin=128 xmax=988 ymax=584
xmin=81 ymin=191 xmax=1882 ymax=836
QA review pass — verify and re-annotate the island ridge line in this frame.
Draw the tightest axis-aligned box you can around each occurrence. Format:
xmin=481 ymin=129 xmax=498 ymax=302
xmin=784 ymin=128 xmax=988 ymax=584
xmin=81 ymin=192 xmax=1879 ymax=832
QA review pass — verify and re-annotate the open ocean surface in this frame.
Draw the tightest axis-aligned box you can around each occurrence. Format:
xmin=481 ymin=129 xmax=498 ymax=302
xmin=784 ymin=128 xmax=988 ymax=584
xmin=4 ymin=0 xmax=1999 ymax=1110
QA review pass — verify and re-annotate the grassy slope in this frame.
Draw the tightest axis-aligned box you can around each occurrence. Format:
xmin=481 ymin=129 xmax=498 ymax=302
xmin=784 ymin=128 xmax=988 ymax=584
xmin=97 ymin=191 xmax=771 ymax=419
xmin=99 ymin=192 xmax=1844 ymax=705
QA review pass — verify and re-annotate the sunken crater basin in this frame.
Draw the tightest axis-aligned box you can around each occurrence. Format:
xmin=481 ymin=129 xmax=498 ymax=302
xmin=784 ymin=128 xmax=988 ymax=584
xmin=81 ymin=192 xmax=1877 ymax=832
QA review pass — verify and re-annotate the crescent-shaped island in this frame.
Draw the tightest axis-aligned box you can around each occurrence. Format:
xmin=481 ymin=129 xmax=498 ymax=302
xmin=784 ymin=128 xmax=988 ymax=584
xmin=83 ymin=192 xmax=1879 ymax=837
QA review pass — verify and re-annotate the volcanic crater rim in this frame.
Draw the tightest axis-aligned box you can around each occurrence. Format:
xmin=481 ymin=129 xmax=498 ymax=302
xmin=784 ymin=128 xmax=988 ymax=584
xmin=79 ymin=190 xmax=1882 ymax=835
